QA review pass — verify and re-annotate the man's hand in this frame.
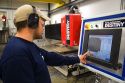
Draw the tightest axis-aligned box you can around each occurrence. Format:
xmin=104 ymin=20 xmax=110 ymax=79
xmin=79 ymin=51 xmax=91 ymax=64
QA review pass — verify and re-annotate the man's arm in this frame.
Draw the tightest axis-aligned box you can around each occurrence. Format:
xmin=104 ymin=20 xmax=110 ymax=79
xmin=2 ymin=55 xmax=35 ymax=83
xmin=40 ymin=49 xmax=80 ymax=66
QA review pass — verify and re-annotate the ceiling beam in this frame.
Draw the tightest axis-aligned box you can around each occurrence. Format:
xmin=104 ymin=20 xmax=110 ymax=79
xmin=50 ymin=0 xmax=85 ymax=14
xmin=29 ymin=0 xmax=64 ymax=4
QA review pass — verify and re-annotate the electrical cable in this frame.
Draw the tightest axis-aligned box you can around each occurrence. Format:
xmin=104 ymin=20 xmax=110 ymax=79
xmin=95 ymin=73 xmax=102 ymax=83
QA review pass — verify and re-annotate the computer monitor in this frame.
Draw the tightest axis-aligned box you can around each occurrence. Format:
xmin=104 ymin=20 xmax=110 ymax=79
xmin=45 ymin=23 xmax=61 ymax=40
xmin=83 ymin=29 xmax=122 ymax=69
xmin=88 ymin=35 xmax=113 ymax=62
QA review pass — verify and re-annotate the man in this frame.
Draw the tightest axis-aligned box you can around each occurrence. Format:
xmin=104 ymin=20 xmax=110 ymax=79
xmin=0 ymin=4 xmax=89 ymax=83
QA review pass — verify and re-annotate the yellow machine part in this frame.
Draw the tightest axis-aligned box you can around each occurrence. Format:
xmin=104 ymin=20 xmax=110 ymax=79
xmin=27 ymin=0 xmax=70 ymax=9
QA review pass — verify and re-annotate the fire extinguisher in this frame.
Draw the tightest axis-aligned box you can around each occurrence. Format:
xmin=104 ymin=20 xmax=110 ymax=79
xmin=2 ymin=14 xmax=6 ymax=28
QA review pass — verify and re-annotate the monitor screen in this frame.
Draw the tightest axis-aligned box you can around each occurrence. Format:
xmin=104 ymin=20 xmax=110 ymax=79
xmin=45 ymin=23 xmax=61 ymax=40
xmin=88 ymin=35 xmax=113 ymax=62
xmin=82 ymin=29 xmax=122 ymax=69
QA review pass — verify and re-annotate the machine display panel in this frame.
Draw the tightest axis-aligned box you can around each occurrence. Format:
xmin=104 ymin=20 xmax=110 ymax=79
xmin=82 ymin=29 xmax=122 ymax=69
xmin=88 ymin=35 xmax=113 ymax=62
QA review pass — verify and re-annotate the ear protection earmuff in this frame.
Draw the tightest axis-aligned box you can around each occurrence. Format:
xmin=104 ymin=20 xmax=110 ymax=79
xmin=27 ymin=5 xmax=39 ymax=28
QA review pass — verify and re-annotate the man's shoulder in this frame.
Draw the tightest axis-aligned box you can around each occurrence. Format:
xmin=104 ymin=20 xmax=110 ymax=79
xmin=3 ymin=37 xmax=31 ymax=56
xmin=0 ymin=37 xmax=32 ymax=64
xmin=8 ymin=37 xmax=28 ymax=49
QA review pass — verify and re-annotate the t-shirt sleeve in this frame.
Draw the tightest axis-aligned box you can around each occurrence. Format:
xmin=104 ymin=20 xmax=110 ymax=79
xmin=2 ymin=55 xmax=35 ymax=83
xmin=40 ymin=49 xmax=80 ymax=66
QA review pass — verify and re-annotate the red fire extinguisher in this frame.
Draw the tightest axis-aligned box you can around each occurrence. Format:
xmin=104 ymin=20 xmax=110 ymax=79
xmin=2 ymin=14 xmax=6 ymax=28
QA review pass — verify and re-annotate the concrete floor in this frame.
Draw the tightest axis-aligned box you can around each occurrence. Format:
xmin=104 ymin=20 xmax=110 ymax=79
xmin=48 ymin=66 xmax=108 ymax=83
xmin=49 ymin=66 xmax=86 ymax=83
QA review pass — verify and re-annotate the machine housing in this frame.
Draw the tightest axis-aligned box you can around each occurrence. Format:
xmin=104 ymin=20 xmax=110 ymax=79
xmin=61 ymin=14 xmax=81 ymax=46
xmin=79 ymin=12 xmax=125 ymax=82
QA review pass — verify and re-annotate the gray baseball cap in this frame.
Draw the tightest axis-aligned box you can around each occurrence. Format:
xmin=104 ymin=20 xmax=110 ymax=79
xmin=14 ymin=4 xmax=50 ymax=23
